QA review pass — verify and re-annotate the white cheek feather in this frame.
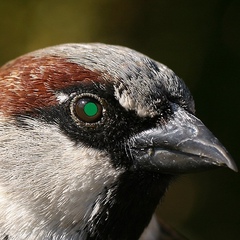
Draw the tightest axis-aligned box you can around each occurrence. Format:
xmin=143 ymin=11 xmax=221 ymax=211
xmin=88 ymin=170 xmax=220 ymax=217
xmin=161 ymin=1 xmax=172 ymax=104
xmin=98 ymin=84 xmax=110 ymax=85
xmin=0 ymin=118 xmax=122 ymax=239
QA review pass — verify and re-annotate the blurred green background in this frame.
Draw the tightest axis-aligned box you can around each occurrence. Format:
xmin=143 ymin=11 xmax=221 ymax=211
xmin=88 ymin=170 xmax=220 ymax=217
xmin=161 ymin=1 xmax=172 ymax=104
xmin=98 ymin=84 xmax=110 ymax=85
xmin=0 ymin=0 xmax=239 ymax=239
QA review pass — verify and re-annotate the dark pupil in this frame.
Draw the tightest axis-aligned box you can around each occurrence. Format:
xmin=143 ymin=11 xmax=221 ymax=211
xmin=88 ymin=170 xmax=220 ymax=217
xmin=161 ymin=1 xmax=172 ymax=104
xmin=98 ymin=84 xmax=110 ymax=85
xmin=75 ymin=97 xmax=102 ymax=123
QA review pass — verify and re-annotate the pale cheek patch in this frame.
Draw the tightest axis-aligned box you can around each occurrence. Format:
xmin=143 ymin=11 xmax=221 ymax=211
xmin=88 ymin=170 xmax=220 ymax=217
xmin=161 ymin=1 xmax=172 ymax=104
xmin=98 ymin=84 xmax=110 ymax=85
xmin=0 ymin=118 xmax=122 ymax=238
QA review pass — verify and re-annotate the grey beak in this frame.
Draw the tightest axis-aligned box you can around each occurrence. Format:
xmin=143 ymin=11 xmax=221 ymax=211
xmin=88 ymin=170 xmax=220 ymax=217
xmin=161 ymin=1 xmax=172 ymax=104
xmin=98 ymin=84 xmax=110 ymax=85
xmin=129 ymin=106 xmax=237 ymax=174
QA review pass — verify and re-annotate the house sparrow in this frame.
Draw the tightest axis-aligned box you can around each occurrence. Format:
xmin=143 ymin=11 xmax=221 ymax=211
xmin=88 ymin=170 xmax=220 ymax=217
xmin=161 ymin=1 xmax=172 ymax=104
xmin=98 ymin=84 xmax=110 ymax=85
xmin=0 ymin=43 xmax=237 ymax=239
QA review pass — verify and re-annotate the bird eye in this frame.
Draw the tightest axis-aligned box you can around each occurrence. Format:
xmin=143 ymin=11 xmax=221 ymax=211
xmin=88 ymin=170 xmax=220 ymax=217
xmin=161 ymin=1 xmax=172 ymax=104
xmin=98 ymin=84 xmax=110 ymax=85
xmin=73 ymin=95 xmax=103 ymax=123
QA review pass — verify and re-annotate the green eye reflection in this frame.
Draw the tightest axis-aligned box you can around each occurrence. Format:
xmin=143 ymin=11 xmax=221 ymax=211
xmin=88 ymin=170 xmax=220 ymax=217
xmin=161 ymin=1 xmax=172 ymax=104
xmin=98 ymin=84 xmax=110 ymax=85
xmin=74 ymin=97 xmax=103 ymax=123
xmin=84 ymin=102 xmax=98 ymax=117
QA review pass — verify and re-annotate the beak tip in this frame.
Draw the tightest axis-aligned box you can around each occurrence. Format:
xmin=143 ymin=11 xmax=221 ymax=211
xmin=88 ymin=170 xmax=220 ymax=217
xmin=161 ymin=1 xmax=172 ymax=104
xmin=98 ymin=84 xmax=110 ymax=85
xmin=226 ymin=161 xmax=238 ymax=172
xmin=213 ymin=153 xmax=238 ymax=172
xmin=215 ymin=151 xmax=238 ymax=172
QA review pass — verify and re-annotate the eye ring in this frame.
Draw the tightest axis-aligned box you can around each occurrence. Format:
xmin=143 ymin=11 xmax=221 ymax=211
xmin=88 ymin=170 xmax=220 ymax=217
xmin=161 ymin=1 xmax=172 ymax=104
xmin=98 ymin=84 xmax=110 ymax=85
xmin=70 ymin=93 xmax=106 ymax=126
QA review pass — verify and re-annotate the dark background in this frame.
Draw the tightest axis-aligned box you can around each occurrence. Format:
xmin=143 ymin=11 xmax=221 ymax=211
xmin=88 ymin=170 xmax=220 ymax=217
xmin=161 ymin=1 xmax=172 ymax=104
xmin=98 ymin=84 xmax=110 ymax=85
xmin=0 ymin=0 xmax=239 ymax=239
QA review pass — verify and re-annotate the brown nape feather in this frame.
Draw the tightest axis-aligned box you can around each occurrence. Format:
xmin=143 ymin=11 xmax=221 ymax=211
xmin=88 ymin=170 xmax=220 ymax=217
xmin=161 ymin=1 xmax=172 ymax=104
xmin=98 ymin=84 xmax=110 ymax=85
xmin=0 ymin=55 xmax=102 ymax=116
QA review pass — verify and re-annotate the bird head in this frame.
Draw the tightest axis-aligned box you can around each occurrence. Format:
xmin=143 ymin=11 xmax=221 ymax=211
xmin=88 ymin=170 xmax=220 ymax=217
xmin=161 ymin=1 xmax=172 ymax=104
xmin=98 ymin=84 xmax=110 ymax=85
xmin=0 ymin=43 xmax=237 ymax=239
